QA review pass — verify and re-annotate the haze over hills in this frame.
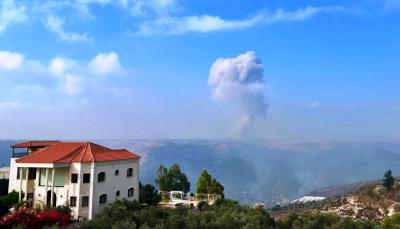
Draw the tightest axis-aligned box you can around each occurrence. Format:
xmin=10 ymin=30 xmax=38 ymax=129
xmin=1 ymin=139 xmax=400 ymax=206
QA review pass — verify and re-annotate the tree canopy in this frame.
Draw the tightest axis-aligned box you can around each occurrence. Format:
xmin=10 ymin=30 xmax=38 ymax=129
xmin=196 ymin=169 xmax=224 ymax=196
xmin=139 ymin=183 xmax=160 ymax=205
xmin=382 ymin=170 xmax=395 ymax=190
xmin=155 ymin=164 xmax=190 ymax=192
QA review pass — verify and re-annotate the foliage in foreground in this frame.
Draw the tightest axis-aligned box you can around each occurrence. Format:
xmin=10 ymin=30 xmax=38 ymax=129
xmin=0 ymin=180 xmax=9 ymax=197
xmin=276 ymin=212 xmax=376 ymax=229
xmin=0 ymin=207 xmax=71 ymax=229
xmin=81 ymin=199 xmax=400 ymax=229
xmin=139 ymin=183 xmax=161 ymax=205
xmin=0 ymin=191 xmax=18 ymax=216
xmin=81 ymin=199 xmax=275 ymax=229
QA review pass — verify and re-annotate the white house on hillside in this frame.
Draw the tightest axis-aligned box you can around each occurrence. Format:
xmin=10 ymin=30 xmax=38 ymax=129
xmin=8 ymin=141 xmax=140 ymax=220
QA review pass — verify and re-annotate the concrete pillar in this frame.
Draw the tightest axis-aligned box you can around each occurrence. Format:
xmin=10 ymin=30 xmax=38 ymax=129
xmin=51 ymin=168 xmax=55 ymax=207
xmin=18 ymin=167 xmax=23 ymax=201
xmin=88 ymin=162 xmax=95 ymax=219
xmin=44 ymin=168 xmax=49 ymax=205
xmin=24 ymin=168 xmax=29 ymax=201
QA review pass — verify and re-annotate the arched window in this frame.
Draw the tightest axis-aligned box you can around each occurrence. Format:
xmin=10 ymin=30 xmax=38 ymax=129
xmin=115 ymin=169 xmax=119 ymax=176
xmin=99 ymin=194 xmax=107 ymax=204
xmin=98 ymin=172 xmax=106 ymax=182
xmin=116 ymin=190 xmax=120 ymax=197
xmin=128 ymin=188 xmax=134 ymax=197
xmin=127 ymin=168 xmax=133 ymax=177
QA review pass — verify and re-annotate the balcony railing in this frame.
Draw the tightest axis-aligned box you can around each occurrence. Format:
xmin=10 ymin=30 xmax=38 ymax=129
xmin=12 ymin=152 xmax=28 ymax=158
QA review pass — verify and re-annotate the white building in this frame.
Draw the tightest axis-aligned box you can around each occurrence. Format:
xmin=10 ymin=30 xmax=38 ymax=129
xmin=0 ymin=167 xmax=9 ymax=179
xmin=8 ymin=141 xmax=140 ymax=220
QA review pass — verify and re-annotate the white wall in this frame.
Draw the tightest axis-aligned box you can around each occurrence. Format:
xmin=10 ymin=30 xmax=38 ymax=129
xmin=8 ymin=158 xmax=17 ymax=193
xmin=78 ymin=163 xmax=92 ymax=219
xmin=91 ymin=159 xmax=140 ymax=216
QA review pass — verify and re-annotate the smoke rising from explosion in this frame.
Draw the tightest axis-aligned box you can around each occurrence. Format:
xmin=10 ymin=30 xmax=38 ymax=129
xmin=208 ymin=51 xmax=268 ymax=137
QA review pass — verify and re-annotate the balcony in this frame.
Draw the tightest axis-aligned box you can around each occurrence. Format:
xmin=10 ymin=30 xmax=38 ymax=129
xmin=12 ymin=152 xmax=28 ymax=158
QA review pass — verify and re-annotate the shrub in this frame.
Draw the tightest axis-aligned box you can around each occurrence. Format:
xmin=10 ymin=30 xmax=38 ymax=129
xmin=214 ymin=198 xmax=239 ymax=207
xmin=276 ymin=212 xmax=375 ymax=229
xmin=0 ymin=180 xmax=8 ymax=197
xmin=81 ymin=199 xmax=275 ymax=229
xmin=139 ymin=184 xmax=160 ymax=205
xmin=0 ymin=208 xmax=71 ymax=229
xmin=0 ymin=191 xmax=19 ymax=216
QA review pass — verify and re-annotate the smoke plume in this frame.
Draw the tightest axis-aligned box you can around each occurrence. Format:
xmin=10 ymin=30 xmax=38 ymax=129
xmin=208 ymin=51 xmax=268 ymax=136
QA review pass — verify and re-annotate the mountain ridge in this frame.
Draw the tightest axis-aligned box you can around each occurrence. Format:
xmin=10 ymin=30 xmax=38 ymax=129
xmin=1 ymin=139 xmax=400 ymax=206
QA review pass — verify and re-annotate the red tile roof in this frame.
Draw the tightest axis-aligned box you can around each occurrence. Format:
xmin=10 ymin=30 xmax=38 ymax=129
xmin=15 ymin=141 xmax=140 ymax=163
xmin=11 ymin=141 xmax=60 ymax=148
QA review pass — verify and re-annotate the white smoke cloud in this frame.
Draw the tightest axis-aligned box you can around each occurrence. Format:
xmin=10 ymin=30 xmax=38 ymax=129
xmin=208 ymin=51 xmax=268 ymax=136
xmin=0 ymin=51 xmax=24 ymax=70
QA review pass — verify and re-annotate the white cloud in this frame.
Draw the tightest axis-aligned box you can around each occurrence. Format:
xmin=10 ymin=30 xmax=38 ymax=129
xmin=89 ymin=52 xmax=122 ymax=75
xmin=0 ymin=0 xmax=27 ymax=34
xmin=74 ymin=0 xmax=177 ymax=17
xmin=49 ymin=57 xmax=68 ymax=76
xmin=0 ymin=51 xmax=24 ymax=70
xmin=136 ymin=6 xmax=339 ymax=35
xmin=61 ymin=74 xmax=82 ymax=95
xmin=76 ymin=0 xmax=113 ymax=5
xmin=264 ymin=6 xmax=336 ymax=23
xmin=45 ymin=15 xmax=89 ymax=42
xmin=129 ymin=0 xmax=177 ymax=17
xmin=137 ymin=14 xmax=262 ymax=35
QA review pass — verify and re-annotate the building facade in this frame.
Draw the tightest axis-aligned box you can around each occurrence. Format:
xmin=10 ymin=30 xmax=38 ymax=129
xmin=8 ymin=141 xmax=140 ymax=220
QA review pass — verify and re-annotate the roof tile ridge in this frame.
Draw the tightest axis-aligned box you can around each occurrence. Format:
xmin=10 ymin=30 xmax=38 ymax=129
xmin=89 ymin=142 xmax=112 ymax=151
xmin=88 ymin=142 xmax=95 ymax=162
xmin=55 ymin=143 xmax=86 ymax=163
xmin=77 ymin=142 xmax=90 ymax=162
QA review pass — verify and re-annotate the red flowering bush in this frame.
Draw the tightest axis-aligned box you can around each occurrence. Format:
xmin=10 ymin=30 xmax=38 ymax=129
xmin=0 ymin=208 xmax=71 ymax=229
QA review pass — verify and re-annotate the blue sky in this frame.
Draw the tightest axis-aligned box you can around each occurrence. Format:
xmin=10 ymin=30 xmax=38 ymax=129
xmin=0 ymin=0 xmax=399 ymax=141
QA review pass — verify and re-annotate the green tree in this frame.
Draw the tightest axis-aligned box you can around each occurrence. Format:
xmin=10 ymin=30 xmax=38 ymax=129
xmin=0 ymin=190 xmax=19 ymax=216
xmin=0 ymin=179 xmax=9 ymax=196
xmin=139 ymin=182 xmax=161 ymax=205
xmin=196 ymin=169 xmax=224 ymax=196
xmin=155 ymin=164 xmax=190 ymax=192
xmin=381 ymin=213 xmax=400 ymax=229
xmin=382 ymin=170 xmax=395 ymax=190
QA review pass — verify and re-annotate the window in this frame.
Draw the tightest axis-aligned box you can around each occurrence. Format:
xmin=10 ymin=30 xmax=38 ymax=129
xmin=115 ymin=169 xmax=119 ymax=176
xmin=71 ymin=174 xmax=78 ymax=183
xmin=127 ymin=168 xmax=133 ymax=177
xmin=116 ymin=190 xmax=120 ymax=197
xmin=128 ymin=188 xmax=134 ymax=197
xmin=82 ymin=196 xmax=89 ymax=207
xmin=16 ymin=168 xmax=25 ymax=179
xmin=39 ymin=168 xmax=65 ymax=187
xmin=99 ymin=194 xmax=107 ymax=204
xmin=70 ymin=196 xmax=77 ymax=207
xmin=98 ymin=172 xmax=106 ymax=182
xmin=28 ymin=168 xmax=36 ymax=180
xmin=83 ymin=173 xmax=90 ymax=183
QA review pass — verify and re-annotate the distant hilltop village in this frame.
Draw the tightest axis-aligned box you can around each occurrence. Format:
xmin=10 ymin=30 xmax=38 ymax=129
xmin=7 ymin=140 xmax=140 ymax=220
